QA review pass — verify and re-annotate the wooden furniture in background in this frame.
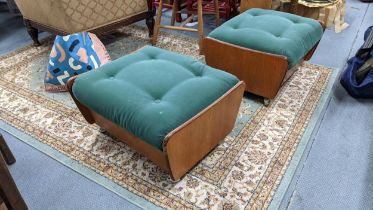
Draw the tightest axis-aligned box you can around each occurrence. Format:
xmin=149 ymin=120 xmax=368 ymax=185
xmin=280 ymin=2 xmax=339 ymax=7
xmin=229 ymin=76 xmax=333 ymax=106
xmin=68 ymin=77 xmax=245 ymax=181
xmin=152 ymin=0 xmax=220 ymax=53
xmin=281 ymin=0 xmax=348 ymax=33
xmin=153 ymin=0 xmax=238 ymax=22
xmin=14 ymin=0 xmax=155 ymax=46
xmin=0 ymin=134 xmax=27 ymax=210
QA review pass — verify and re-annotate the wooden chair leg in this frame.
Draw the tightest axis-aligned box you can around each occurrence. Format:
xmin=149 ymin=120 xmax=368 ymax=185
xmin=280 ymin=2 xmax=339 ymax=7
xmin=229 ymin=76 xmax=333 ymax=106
xmin=146 ymin=0 xmax=155 ymax=37
xmin=0 ymin=134 xmax=15 ymax=165
xmin=171 ymin=0 xmax=178 ymax=26
xmin=152 ymin=0 xmax=164 ymax=45
xmin=0 ymin=154 xmax=27 ymax=210
xmin=197 ymin=0 xmax=204 ymax=54
xmin=23 ymin=19 xmax=40 ymax=47
xmin=214 ymin=0 xmax=221 ymax=26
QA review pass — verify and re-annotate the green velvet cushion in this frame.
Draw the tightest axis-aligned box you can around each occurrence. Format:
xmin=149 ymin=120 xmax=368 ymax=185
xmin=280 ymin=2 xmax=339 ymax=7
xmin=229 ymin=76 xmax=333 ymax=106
xmin=72 ymin=46 xmax=239 ymax=151
xmin=208 ymin=8 xmax=323 ymax=68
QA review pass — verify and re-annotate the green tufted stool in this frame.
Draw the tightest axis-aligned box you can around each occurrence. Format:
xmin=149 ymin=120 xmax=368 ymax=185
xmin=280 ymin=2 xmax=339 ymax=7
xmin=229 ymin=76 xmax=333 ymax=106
xmin=204 ymin=8 xmax=324 ymax=105
xmin=67 ymin=46 xmax=245 ymax=181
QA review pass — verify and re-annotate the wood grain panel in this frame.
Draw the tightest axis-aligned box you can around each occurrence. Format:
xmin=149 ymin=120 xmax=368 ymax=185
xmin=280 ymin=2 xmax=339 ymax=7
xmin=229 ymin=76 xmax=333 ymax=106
xmin=164 ymin=81 xmax=245 ymax=180
xmin=204 ymin=37 xmax=288 ymax=99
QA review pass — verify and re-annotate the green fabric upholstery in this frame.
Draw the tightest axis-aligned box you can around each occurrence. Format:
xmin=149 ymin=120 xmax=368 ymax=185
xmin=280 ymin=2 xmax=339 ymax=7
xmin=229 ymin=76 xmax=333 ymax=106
xmin=72 ymin=46 xmax=239 ymax=151
xmin=208 ymin=8 xmax=323 ymax=68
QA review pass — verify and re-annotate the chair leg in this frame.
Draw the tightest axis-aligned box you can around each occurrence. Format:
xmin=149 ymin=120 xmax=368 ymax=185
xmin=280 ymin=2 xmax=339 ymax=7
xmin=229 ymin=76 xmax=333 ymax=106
xmin=171 ymin=0 xmax=178 ymax=26
xmin=0 ymin=134 xmax=15 ymax=165
xmin=0 ymin=155 xmax=28 ymax=210
xmin=23 ymin=19 xmax=40 ymax=46
xmin=152 ymin=0 xmax=164 ymax=45
xmin=231 ymin=0 xmax=239 ymax=18
xmin=175 ymin=0 xmax=183 ymax=22
xmin=146 ymin=0 xmax=155 ymax=37
xmin=197 ymin=0 xmax=204 ymax=54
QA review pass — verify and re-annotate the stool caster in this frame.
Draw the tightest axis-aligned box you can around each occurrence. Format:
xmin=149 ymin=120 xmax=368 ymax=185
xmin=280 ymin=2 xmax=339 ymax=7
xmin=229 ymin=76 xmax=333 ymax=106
xmin=170 ymin=178 xmax=181 ymax=183
xmin=99 ymin=127 xmax=106 ymax=133
xmin=263 ymin=98 xmax=270 ymax=107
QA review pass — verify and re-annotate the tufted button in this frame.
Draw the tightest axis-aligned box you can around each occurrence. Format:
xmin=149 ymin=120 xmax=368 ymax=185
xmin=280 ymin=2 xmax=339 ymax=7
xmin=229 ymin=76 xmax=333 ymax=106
xmin=154 ymin=99 xmax=161 ymax=103
xmin=109 ymin=76 xmax=115 ymax=80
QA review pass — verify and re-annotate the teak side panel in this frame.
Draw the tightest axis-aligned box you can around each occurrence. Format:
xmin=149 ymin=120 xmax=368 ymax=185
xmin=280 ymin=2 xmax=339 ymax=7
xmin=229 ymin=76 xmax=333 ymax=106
xmin=204 ymin=38 xmax=288 ymax=99
xmin=164 ymin=81 xmax=245 ymax=180
xmin=67 ymin=77 xmax=95 ymax=124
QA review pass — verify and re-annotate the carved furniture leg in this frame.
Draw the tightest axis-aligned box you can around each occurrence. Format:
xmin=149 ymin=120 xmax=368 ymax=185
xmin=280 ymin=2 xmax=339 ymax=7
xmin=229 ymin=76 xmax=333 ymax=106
xmin=146 ymin=0 xmax=156 ymax=37
xmin=0 ymin=135 xmax=28 ymax=210
xmin=146 ymin=17 xmax=155 ymax=37
xmin=23 ymin=19 xmax=40 ymax=46
xmin=0 ymin=134 xmax=15 ymax=165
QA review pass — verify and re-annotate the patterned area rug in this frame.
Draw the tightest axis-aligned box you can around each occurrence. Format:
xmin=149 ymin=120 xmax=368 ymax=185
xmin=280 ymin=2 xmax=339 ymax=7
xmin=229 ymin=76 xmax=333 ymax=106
xmin=0 ymin=26 xmax=334 ymax=210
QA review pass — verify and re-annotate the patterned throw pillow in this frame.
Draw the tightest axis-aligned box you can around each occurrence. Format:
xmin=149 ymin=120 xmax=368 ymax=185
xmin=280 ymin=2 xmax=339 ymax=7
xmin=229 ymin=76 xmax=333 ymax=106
xmin=45 ymin=32 xmax=110 ymax=92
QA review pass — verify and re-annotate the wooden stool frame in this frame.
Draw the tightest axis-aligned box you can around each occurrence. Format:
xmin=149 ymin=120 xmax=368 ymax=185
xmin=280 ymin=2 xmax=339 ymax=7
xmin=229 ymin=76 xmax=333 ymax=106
xmin=152 ymin=0 xmax=220 ymax=53
xmin=203 ymin=21 xmax=325 ymax=102
xmin=0 ymin=134 xmax=28 ymax=210
xmin=68 ymin=77 xmax=245 ymax=181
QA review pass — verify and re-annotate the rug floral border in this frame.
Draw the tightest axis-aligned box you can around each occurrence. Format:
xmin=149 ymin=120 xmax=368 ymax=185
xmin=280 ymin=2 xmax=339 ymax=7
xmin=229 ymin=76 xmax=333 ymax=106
xmin=0 ymin=26 xmax=332 ymax=210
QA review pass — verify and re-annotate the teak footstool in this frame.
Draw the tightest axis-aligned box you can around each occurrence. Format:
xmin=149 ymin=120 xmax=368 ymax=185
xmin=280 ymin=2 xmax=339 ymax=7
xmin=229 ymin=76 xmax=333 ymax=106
xmin=204 ymin=8 xmax=324 ymax=104
xmin=67 ymin=46 xmax=245 ymax=181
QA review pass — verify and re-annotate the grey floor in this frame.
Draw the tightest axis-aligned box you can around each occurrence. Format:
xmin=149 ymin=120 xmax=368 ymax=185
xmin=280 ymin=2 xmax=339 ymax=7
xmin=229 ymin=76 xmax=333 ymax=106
xmin=285 ymin=1 xmax=373 ymax=210
xmin=0 ymin=1 xmax=373 ymax=210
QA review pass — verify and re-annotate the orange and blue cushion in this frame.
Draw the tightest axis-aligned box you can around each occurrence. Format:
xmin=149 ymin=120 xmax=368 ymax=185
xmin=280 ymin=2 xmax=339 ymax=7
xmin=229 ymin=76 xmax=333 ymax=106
xmin=45 ymin=32 xmax=110 ymax=92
